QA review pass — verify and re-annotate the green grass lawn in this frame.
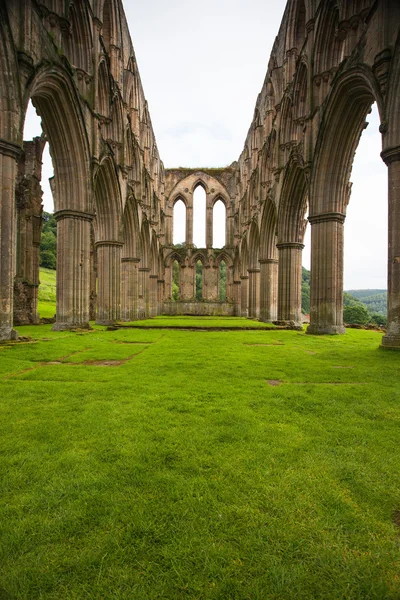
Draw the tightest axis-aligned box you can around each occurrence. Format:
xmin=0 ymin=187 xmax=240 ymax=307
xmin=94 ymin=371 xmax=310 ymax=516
xmin=1 ymin=322 xmax=399 ymax=599
xmin=123 ymin=316 xmax=277 ymax=328
xmin=38 ymin=268 xmax=56 ymax=319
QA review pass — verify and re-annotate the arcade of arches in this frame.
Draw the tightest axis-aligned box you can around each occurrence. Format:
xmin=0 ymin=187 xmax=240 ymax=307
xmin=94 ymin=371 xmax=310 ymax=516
xmin=1 ymin=0 xmax=400 ymax=347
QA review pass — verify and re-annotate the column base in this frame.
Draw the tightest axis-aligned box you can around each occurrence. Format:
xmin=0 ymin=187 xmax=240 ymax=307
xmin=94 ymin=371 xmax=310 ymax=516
xmin=95 ymin=319 xmax=119 ymax=326
xmin=381 ymin=334 xmax=400 ymax=349
xmin=273 ymin=320 xmax=303 ymax=330
xmin=306 ymin=324 xmax=346 ymax=335
xmin=0 ymin=327 xmax=18 ymax=342
xmin=52 ymin=321 xmax=91 ymax=331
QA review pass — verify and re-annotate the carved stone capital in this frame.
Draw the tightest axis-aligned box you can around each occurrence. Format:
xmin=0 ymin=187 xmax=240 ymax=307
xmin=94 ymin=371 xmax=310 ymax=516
xmin=121 ymin=257 xmax=140 ymax=263
xmin=54 ymin=209 xmax=94 ymax=222
xmin=276 ymin=242 xmax=304 ymax=250
xmin=259 ymin=258 xmax=278 ymax=265
xmin=248 ymin=268 xmax=261 ymax=274
xmin=95 ymin=240 xmax=124 ymax=248
xmin=381 ymin=146 xmax=400 ymax=165
xmin=0 ymin=138 xmax=23 ymax=159
xmin=308 ymin=212 xmax=346 ymax=225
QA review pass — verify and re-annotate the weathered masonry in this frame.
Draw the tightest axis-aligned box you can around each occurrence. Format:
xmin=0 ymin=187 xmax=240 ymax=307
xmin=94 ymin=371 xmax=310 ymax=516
xmin=0 ymin=0 xmax=399 ymax=347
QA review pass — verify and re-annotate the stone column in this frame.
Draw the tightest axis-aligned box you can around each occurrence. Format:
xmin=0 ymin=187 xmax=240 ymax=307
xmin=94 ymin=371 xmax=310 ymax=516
xmin=180 ymin=261 xmax=195 ymax=300
xmin=306 ymin=213 xmax=345 ymax=335
xmin=206 ymin=203 xmax=213 ymax=248
xmin=89 ymin=228 xmax=97 ymax=321
xmin=248 ymin=268 xmax=260 ymax=318
xmin=53 ymin=209 xmax=93 ymax=330
xmin=381 ymin=147 xmax=400 ymax=348
xmin=186 ymin=204 xmax=193 ymax=247
xmin=259 ymin=258 xmax=278 ymax=322
xmin=138 ymin=267 xmax=150 ymax=318
xmin=240 ymin=275 xmax=249 ymax=317
xmin=121 ymin=257 xmax=140 ymax=321
xmin=14 ymin=138 xmax=44 ymax=325
xmin=233 ymin=280 xmax=241 ymax=316
xmin=277 ymin=242 xmax=303 ymax=328
xmin=204 ymin=262 xmax=218 ymax=301
xmin=0 ymin=140 xmax=21 ymax=340
xmin=149 ymin=274 xmax=158 ymax=317
xmin=158 ymin=278 xmax=165 ymax=313
xmin=95 ymin=241 xmax=122 ymax=325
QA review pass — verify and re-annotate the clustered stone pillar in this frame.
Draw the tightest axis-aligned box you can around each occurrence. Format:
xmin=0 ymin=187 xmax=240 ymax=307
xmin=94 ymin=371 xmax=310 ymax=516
xmin=277 ymin=242 xmax=303 ymax=328
xmin=149 ymin=274 xmax=158 ymax=317
xmin=14 ymin=138 xmax=44 ymax=325
xmin=95 ymin=241 xmax=122 ymax=325
xmin=240 ymin=275 xmax=249 ymax=317
xmin=0 ymin=140 xmax=21 ymax=340
xmin=138 ymin=267 xmax=150 ymax=318
xmin=186 ymin=204 xmax=193 ymax=247
xmin=248 ymin=268 xmax=260 ymax=319
xmin=233 ymin=280 xmax=241 ymax=315
xmin=307 ymin=213 xmax=345 ymax=335
xmin=180 ymin=261 xmax=195 ymax=300
xmin=203 ymin=260 xmax=218 ymax=301
xmin=52 ymin=210 xmax=92 ymax=330
xmin=206 ymin=204 xmax=213 ymax=248
xmin=381 ymin=147 xmax=400 ymax=349
xmin=259 ymin=258 xmax=278 ymax=322
xmin=121 ymin=257 xmax=140 ymax=321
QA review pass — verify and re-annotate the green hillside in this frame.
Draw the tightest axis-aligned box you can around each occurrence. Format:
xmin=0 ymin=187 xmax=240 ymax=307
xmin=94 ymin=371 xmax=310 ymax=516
xmin=38 ymin=267 xmax=56 ymax=318
xmin=302 ymin=268 xmax=387 ymax=323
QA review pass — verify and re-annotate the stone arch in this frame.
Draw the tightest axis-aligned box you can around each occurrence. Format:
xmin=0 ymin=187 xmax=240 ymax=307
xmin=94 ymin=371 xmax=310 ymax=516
xmin=0 ymin=4 xmax=20 ymax=141
xmin=286 ymin=0 xmax=307 ymax=53
xmin=308 ymin=67 xmax=382 ymax=335
xmin=276 ymin=159 xmax=308 ymax=326
xmin=310 ymin=68 xmax=381 ymax=216
xmin=122 ymin=195 xmax=140 ymax=258
xmin=27 ymin=65 xmax=91 ymax=213
xmin=259 ymin=199 xmax=278 ymax=321
xmin=20 ymin=61 xmax=93 ymax=332
xmin=165 ymin=251 xmax=183 ymax=268
xmin=314 ymin=0 xmax=343 ymax=77
xmin=93 ymin=155 xmax=122 ymax=242
xmin=93 ymin=155 xmax=123 ymax=324
xmin=191 ymin=179 xmax=209 ymax=194
xmin=121 ymin=196 xmax=140 ymax=321
xmin=293 ymin=60 xmax=308 ymax=120
xmin=101 ymin=0 xmax=118 ymax=52
xmin=97 ymin=60 xmax=110 ymax=118
xmin=67 ymin=0 xmax=92 ymax=73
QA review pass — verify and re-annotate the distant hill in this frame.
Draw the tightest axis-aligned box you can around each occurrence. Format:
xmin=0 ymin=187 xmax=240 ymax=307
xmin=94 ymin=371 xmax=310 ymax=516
xmin=345 ymin=289 xmax=387 ymax=315
xmin=301 ymin=268 xmax=387 ymax=318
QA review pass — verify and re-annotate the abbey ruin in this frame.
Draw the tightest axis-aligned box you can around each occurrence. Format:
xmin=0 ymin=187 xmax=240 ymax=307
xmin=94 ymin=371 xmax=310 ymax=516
xmin=0 ymin=0 xmax=399 ymax=346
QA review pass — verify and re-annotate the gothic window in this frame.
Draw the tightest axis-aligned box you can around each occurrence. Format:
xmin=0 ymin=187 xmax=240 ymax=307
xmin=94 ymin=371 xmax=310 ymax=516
xmin=193 ymin=185 xmax=206 ymax=248
xmin=213 ymin=199 xmax=226 ymax=248
xmin=173 ymin=199 xmax=186 ymax=245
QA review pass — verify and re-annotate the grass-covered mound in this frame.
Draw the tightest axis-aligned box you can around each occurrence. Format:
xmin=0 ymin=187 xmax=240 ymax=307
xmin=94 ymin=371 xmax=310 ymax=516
xmin=1 ymin=322 xmax=399 ymax=599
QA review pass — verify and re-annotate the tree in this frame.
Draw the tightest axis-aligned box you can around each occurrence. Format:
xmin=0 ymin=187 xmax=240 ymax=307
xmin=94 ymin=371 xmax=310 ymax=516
xmin=301 ymin=267 xmax=310 ymax=314
xmin=40 ymin=211 xmax=56 ymax=269
xmin=343 ymin=303 xmax=370 ymax=325
xmin=196 ymin=261 xmax=203 ymax=300
xmin=369 ymin=313 xmax=387 ymax=327
xmin=172 ymin=260 xmax=179 ymax=302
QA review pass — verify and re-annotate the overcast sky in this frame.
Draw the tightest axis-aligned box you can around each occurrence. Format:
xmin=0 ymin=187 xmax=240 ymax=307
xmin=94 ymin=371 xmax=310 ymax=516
xmin=24 ymin=0 xmax=388 ymax=290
